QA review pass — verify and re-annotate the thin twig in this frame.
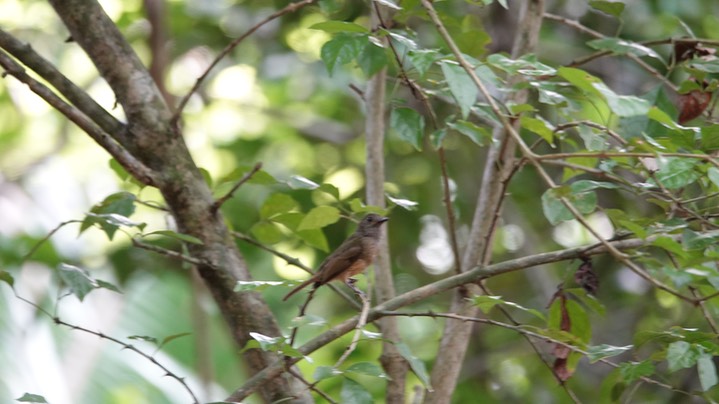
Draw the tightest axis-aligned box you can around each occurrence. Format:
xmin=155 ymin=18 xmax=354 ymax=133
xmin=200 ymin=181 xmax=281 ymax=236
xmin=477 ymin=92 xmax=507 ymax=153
xmin=689 ymin=287 xmax=719 ymax=336
xmin=333 ymin=290 xmax=371 ymax=368
xmin=172 ymin=0 xmax=317 ymax=125
xmin=287 ymin=367 xmax=338 ymax=403
xmin=131 ymin=238 xmax=208 ymax=267
xmin=22 ymin=220 xmax=82 ymax=262
xmin=289 ymin=288 xmax=317 ymax=347
xmin=212 ymin=162 xmax=262 ymax=213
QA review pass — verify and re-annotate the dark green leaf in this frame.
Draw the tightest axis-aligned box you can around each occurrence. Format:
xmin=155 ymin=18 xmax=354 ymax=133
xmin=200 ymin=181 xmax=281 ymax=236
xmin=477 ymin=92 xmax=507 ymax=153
xmin=320 ymin=33 xmax=366 ymax=74
xmin=16 ymin=393 xmax=48 ymax=403
xmin=430 ymin=128 xmax=448 ymax=149
xmin=441 ymin=62 xmax=478 ymax=118
xmin=58 ymin=263 xmax=97 ymax=301
xmin=0 ymin=270 xmax=14 ymax=288
xmin=709 ymin=167 xmax=719 ymax=188
xmin=341 ymin=377 xmax=373 ymax=404
xmin=298 ymin=206 xmax=341 ymax=231
xmin=80 ymin=192 xmax=137 ymax=239
xmin=357 ymin=40 xmax=388 ymax=76
xmin=687 ymin=59 xmax=719 ymax=73
xmin=701 ymin=126 xmax=719 ymax=151
xmin=96 ymin=279 xmax=122 ymax=294
xmin=128 ymin=335 xmax=159 ymax=344
xmin=390 ymin=107 xmax=425 ymax=150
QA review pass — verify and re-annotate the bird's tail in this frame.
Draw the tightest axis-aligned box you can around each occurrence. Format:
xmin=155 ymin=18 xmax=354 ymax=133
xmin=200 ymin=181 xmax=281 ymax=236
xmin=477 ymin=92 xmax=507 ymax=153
xmin=282 ymin=278 xmax=316 ymax=301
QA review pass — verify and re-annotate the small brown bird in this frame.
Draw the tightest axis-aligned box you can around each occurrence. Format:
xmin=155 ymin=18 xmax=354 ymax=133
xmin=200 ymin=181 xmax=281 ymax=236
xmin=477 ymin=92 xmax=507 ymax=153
xmin=283 ymin=213 xmax=389 ymax=301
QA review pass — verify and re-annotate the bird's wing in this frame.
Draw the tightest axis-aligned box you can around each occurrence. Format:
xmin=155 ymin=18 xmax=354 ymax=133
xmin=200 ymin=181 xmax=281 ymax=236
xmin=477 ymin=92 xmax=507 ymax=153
xmin=316 ymin=243 xmax=364 ymax=284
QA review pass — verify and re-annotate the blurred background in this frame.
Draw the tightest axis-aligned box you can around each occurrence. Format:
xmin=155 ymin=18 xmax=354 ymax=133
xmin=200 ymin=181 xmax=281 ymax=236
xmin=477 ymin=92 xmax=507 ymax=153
xmin=2 ymin=0 xmax=719 ymax=402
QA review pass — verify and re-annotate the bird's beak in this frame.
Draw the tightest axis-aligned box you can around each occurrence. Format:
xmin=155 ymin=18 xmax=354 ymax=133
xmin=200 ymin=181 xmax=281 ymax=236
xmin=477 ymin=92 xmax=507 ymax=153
xmin=378 ymin=217 xmax=389 ymax=224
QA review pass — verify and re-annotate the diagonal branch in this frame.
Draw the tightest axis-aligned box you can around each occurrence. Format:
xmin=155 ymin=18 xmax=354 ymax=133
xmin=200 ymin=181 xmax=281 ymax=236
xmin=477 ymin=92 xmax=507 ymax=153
xmin=0 ymin=51 xmax=157 ymax=186
xmin=226 ymin=233 xmax=685 ymax=401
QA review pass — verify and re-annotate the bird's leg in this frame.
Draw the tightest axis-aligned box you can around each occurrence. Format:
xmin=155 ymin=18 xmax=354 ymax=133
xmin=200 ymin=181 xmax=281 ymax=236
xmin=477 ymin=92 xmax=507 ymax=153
xmin=345 ymin=278 xmax=365 ymax=299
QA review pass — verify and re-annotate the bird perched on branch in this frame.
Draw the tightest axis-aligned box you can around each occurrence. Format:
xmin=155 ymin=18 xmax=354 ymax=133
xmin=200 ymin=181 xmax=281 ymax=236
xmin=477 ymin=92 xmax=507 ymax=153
xmin=283 ymin=213 xmax=389 ymax=301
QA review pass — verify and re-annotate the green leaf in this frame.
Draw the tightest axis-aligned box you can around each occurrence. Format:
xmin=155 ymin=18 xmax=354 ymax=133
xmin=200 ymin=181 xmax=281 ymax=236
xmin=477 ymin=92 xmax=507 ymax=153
xmin=346 ymin=362 xmax=388 ymax=378
xmin=687 ymin=58 xmax=719 ymax=73
xmin=396 ymin=342 xmax=432 ymax=389
xmin=144 ymin=230 xmax=203 ymax=245
xmin=592 ymin=82 xmax=652 ymax=117
xmin=310 ymin=21 xmax=369 ymax=33
xmin=290 ymin=313 xmax=327 ymax=327
xmin=341 ymin=377 xmax=373 ymax=404
xmin=248 ymin=332 xmax=282 ymax=351
xmin=16 ymin=393 xmax=48 ymax=403
xmin=80 ymin=192 xmax=137 ymax=239
xmin=430 ymin=128 xmax=448 ymax=149
xmin=261 ymin=194 xmax=299 ymax=219
xmin=558 ymin=67 xmax=602 ymax=95
xmin=589 ymin=0 xmax=625 ymax=17
xmin=96 ymin=279 xmax=122 ymax=294
xmin=314 ymin=365 xmax=341 ymax=381
xmin=471 ymin=295 xmax=545 ymax=320
xmin=541 ymin=183 xmax=598 ymax=225
xmin=358 ymin=40 xmax=388 ymax=76
xmin=654 ymin=157 xmax=701 ymax=189
xmin=234 ymin=280 xmax=285 ymax=292
xmin=618 ymin=361 xmax=655 ymax=383
xmin=586 ymin=344 xmax=632 ymax=363
xmin=486 ymin=53 xmax=556 ymax=76
xmin=408 ymin=49 xmax=440 ymax=77
xmin=698 ymin=353 xmax=718 ymax=391
xmin=320 ymin=33 xmax=366 ymax=74
xmin=272 ymin=212 xmax=303 ymax=231
xmin=651 ymin=236 xmax=688 ymax=259
xmin=587 ymin=38 xmax=661 ymax=60
xmin=667 ymin=341 xmax=699 ymax=372
xmin=250 ymin=221 xmax=284 ymax=244
xmin=447 ymin=119 xmax=492 ymax=146
xmin=348 ymin=199 xmax=387 ymax=215
xmin=222 ymin=165 xmax=276 ymax=185
xmin=708 ymin=167 xmax=719 ymax=188
xmin=701 ymin=126 xmax=719 ymax=151
xmin=298 ymin=206 xmax=341 ymax=231
xmin=390 ymin=107 xmax=425 ymax=150
xmin=128 ymin=335 xmax=159 ymax=344
xmin=317 ymin=183 xmax=340 ymax=200
xmin=520 ymin=116 xmax=555 ymax=145
xmin=682 ymin=229 xmax=719 ymax=250
xmin=0 ymin=270 xmax=14 ymax=288
xmin=441 ymin=61 xmax=478 ymax=118
xmin=298 ymin=228 xmax=329 ymax=252
xmin=58 ymin=263 xmax=97 ymax=301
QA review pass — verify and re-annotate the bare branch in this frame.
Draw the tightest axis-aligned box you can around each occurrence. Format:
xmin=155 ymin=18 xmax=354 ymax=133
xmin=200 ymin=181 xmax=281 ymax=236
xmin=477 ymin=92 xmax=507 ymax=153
xmin=212 ymin=162 xmax=262 ymax=213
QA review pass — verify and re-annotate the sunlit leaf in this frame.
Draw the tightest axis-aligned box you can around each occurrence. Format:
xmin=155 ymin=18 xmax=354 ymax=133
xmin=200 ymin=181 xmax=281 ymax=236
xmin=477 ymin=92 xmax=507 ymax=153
xmin=248 ymin=332 xmax=282 ymax=351
xmin=250 ymin=221 xmax=284 ymax=244
xmin=654 ymin=157 xmax=701 ymax=189
xmin=287 ymin=175 xmax=319 ymax=189
xmin=618 ymin=361 xmax=655 ymax=383
xmin=310 ymin=21 xmax=369 ymax=33
xmin=297 ymin=228 xmax=329 ymax=252
xmin=387 ymin=194 xmax=419 ymax=210
xmin=314 ymin=366 xmax=341 ymax=381
xmin=298 ymin=206 xmax=341 ymax=231
xmin=667 ymin=341 xmax=699 ymax=372
xmin=520 ymin=115 xmax=555 ymax=145
xmin=80 ymin=192 xmax=137 ymax=239
xmin=589 ymin=0 xmax=625 ymax=17
xmin=408 ymin=49 xmax=440 ymax=77
xmin=447 ymin=119 xmax=492 ymax=146
xmin=587 ymin=38 xmax=661 ymax=60
xmin=261 ymin=194 xmax=299 ymax=219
